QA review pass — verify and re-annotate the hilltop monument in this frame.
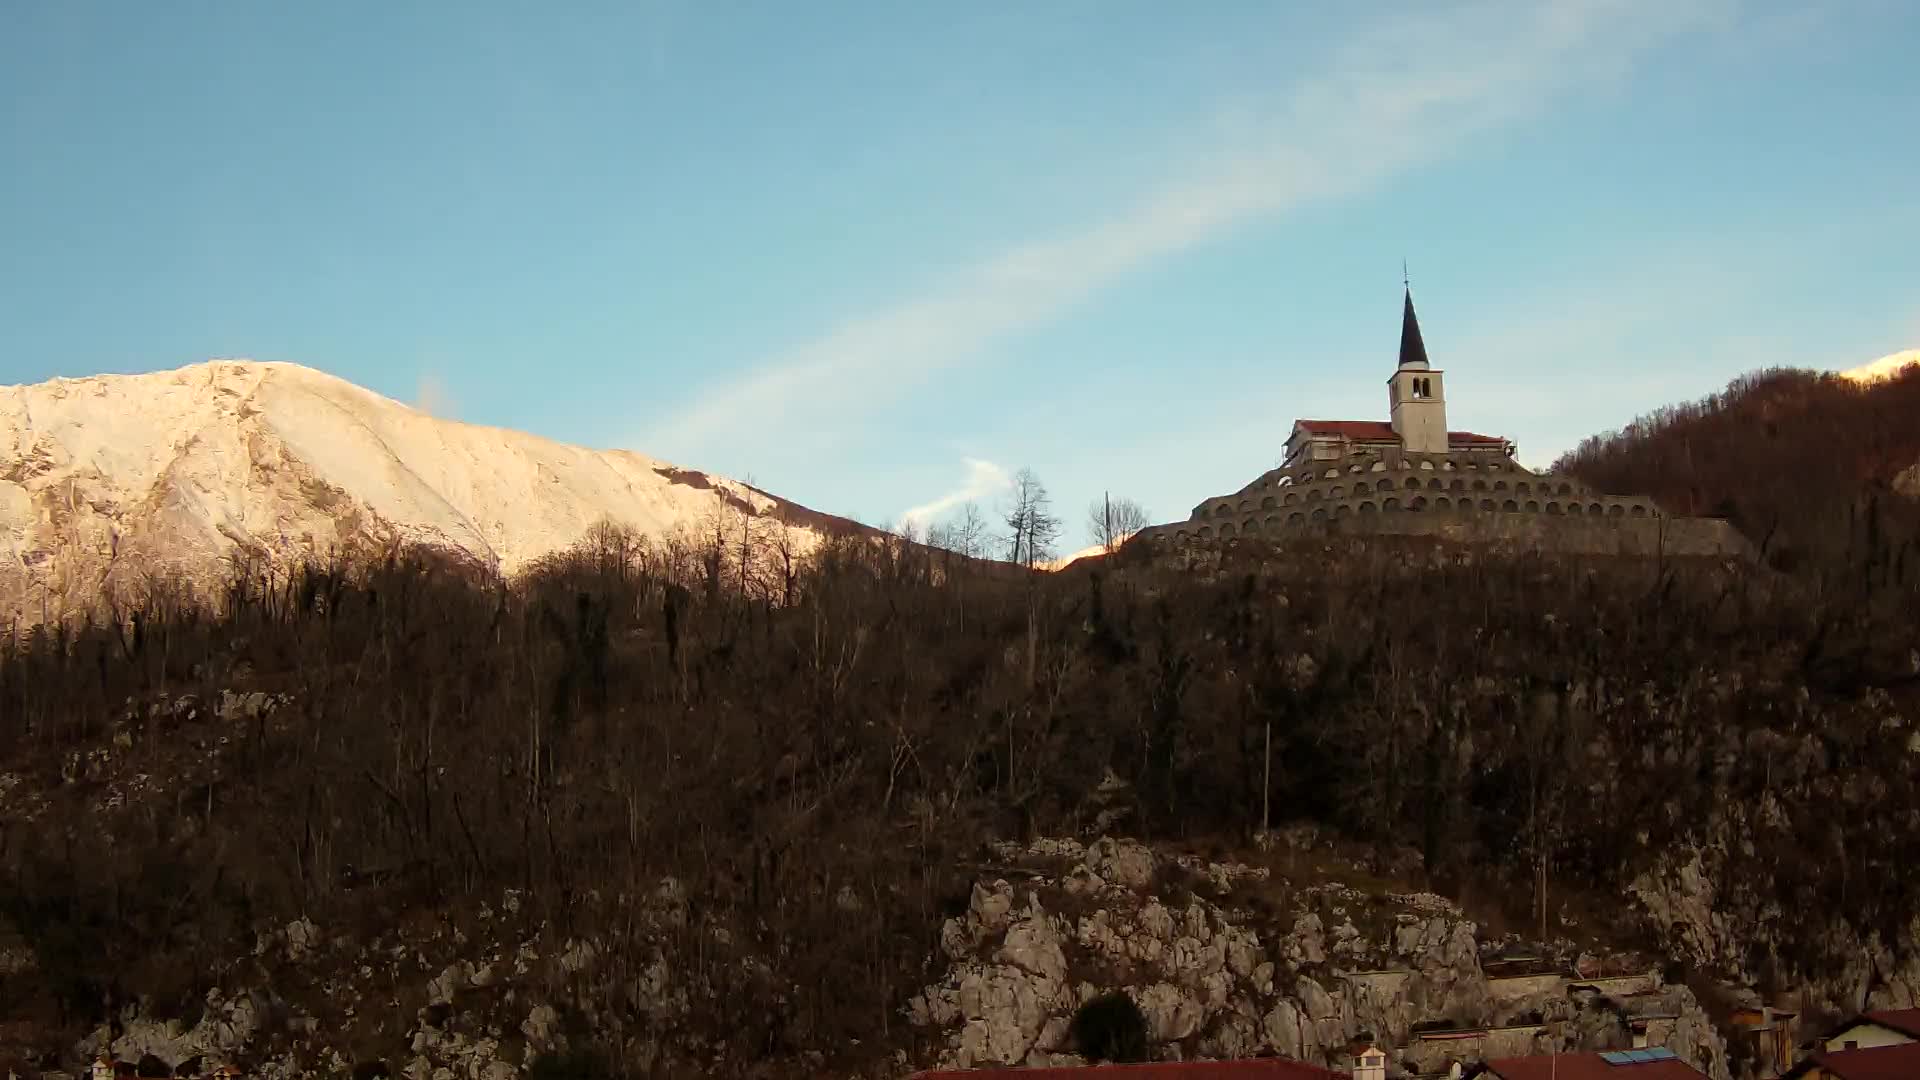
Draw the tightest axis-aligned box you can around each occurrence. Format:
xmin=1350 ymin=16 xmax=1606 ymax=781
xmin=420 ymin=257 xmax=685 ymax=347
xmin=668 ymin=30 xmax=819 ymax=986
xmin=1136 ymin=286 xmax=1748 ymax=558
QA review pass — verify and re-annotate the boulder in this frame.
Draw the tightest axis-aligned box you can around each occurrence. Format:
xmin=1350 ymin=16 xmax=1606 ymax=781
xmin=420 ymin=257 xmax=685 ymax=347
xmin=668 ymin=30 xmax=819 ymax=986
xmin=1085 ymin=837 xmax=1159 ymax=890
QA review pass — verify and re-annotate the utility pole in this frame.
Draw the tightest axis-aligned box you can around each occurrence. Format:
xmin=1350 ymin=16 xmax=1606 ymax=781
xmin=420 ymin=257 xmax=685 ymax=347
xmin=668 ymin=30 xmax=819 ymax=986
xmin=1262 ymin=719 xmax=1272 ymax=837
xmin=1539 ymin=854 xmax=1549 ymax=942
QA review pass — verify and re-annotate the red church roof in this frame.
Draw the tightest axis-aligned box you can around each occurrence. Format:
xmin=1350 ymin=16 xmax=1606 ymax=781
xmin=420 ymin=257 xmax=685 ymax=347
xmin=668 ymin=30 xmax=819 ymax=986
xmin=911 ymin=1060 xmax=1342 ymax=1079
xmin=1292 ymin=420 xmax=1507 ymax=446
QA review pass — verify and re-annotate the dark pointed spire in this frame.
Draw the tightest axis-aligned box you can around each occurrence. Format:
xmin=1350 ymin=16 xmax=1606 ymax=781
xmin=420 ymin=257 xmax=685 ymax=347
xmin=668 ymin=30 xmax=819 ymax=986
xmin=1398 ymin=285 xmax=1430 ymax=369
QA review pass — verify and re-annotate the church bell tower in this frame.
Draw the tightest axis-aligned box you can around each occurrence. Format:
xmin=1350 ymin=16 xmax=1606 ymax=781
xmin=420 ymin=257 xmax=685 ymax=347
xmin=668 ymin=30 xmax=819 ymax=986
xmin=1388 ymin=285 xmax=1448 ymax=454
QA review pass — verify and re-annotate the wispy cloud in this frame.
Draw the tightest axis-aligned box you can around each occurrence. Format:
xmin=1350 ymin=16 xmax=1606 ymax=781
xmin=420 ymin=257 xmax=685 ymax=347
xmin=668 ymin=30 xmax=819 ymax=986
xmin=649 ymin=0 xmax=1731 ymax=459
xmin=900 ymin=457 xmax=1011 ymax=528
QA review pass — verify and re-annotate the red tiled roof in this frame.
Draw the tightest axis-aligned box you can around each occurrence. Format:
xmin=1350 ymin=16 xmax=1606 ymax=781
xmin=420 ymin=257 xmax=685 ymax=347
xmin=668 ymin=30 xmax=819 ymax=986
xmin=911 ymin=1060 xmax=1342 ymax=1079
xmin=1446 ymin=430 xmax=1511 ymax=445
xmin=1863 ymin=1008 xmax=1920 ymax=1038
xmin=1291 ymin=420 xmax=1507 ymax=445
xmin=1788 ymin=1042 xmax=1920 ymax=1080
xmin=1482 ymin=1051 xmax=1706 ymax=1080
xmin=1294 ymin=420 xmax=1398 ymax=441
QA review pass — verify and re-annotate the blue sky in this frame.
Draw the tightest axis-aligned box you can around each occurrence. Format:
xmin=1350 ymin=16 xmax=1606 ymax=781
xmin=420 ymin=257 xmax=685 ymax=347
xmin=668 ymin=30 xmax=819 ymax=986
xmin=3 ymin=1 xmax=1915 ymax=549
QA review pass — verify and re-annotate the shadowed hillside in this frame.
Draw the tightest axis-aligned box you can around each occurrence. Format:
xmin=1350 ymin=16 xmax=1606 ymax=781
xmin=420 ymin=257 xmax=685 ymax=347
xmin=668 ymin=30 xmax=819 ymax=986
xmin=2 ymin=372 xmax=1919 ymax=1077
xmin=3 ymin=511 xmax=1918 ymax=1075
xmin=1554 ymin=366 xmax=1920 ymax=574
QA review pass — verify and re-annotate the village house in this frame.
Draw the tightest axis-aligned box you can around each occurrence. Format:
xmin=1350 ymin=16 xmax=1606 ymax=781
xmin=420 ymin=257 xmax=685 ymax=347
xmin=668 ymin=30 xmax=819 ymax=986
xmin=1725 ymin=1004 xmax=1798 ymax=1076
xmin=1766 ymin=1009 xmax=1920 ymax=1080
xmin=1779 ymin=1040 xmax=1920 ymax=1080
xmin=1815 ymin=1009 xmax=1920 ymax=1052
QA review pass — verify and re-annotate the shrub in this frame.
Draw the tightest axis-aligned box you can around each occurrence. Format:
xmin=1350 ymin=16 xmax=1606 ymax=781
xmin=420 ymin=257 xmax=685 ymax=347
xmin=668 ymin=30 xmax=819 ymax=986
xmin=1072 ymin=991 xmax=1149 ymax=1063
xmin=527 ymin=1049 xmax=613 ymax=1080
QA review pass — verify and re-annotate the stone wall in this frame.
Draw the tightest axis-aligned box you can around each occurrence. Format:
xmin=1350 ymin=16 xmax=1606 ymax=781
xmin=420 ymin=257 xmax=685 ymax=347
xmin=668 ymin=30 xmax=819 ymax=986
xmin=1134 ymin=447 xmax=1751 ymax=559
xmin=1314 ymin=510 xmax=1749 ymax=559
xmin=1577 ymin=973 xmax=1662 ymax=997
xmin=1488 ymin=973 xmax=1569 ymax=1004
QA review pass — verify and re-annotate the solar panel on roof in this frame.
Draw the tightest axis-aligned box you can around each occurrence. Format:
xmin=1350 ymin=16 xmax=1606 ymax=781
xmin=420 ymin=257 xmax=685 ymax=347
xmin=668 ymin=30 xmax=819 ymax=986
xmin=1599 ymin=1047 xmax=1685 ymax=1065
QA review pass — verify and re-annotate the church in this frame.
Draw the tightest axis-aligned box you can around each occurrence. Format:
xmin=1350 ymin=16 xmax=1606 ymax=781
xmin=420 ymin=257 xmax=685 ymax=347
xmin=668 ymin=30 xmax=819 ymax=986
xmin=1281 ymin=289 xmax=1514 ymax=468
xmin=1135 ymin=287 xmax=1747 ymax=557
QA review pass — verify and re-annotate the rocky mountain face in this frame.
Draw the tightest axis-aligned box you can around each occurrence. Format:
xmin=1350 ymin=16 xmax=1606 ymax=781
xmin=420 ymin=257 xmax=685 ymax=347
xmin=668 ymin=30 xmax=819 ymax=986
xmin=911 ymin=836 xmax=1728 ymax=1078
xmin=57 ymin=879 xmax=670 ymax=1080
xmin=1634 ymin=835 xmax=1920 ymax=1020
xmin=0 ymin=360 xmax=843 ymax=623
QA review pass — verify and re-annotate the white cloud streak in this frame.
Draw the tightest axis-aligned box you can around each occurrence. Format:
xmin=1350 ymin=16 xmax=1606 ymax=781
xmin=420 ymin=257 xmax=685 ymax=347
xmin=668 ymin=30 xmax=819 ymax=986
xmin=900 ymin=457 xmax=1011 ymax=528
xmin=648 ymin=0 xmax=1732 ymax=458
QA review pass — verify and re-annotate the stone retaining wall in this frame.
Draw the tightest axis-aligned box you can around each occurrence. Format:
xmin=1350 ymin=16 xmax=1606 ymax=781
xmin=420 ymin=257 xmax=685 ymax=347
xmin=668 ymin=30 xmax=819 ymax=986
xmin=1142 ymin=510 xmax=1747 ymax=559
xmin=1135 ymin=449 xmax=1750 ymax=559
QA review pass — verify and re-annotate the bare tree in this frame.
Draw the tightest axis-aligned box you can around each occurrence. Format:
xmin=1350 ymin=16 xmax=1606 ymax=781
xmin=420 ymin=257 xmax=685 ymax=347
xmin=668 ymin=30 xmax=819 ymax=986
xmin=1086 ymin=493 xmax=1150 ymax=554
xmin=955 ymin=501 xmax=988 ymax=559
xmin=767 ymin=507 xmax=806 ymax=607
xmin=1002 ymin=468 xmax=1062 ymax=570
xmin=929 ymin=501 xmax=989 ymax=560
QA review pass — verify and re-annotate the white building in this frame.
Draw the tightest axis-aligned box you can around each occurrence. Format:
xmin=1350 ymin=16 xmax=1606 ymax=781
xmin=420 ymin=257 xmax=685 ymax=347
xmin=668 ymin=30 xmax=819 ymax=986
xmin=1820 ymin=1008 xmax=1920 ymax=1052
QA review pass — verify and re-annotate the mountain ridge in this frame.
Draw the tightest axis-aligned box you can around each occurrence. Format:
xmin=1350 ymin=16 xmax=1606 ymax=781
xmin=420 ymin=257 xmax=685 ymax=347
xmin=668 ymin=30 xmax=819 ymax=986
xmin=0 ymin=359 xmax=848 ymax=621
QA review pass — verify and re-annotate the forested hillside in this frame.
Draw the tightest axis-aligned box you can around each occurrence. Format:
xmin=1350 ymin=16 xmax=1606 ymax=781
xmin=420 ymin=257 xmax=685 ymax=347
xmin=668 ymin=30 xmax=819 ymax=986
xmin=2 ymin=369 xmax=1918 ymax=1077
xmin=1556 ymin=365 xmax=1920 ymax=571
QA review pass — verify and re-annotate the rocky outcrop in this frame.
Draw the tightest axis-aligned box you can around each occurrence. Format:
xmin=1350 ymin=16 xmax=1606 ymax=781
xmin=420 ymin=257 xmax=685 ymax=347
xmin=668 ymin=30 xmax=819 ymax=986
xmin=1895 ymin=461 xmax=1920 ymax=499
xmin=1635 ymin=837 xmax=1920 ymax=1022
xmin=65 ymin=884 xmax=706 ymax=1080
xmin=909 ymin=837 xmax=1728 ymax=1078
xmin=1630 ymin=850 xmax=1741 ymax=974
xmin=80 ymin=989 xmax=267 ymax=1075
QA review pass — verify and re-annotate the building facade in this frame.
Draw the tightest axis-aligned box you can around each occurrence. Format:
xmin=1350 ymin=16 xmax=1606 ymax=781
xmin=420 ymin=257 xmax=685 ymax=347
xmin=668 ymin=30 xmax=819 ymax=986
xmin=1819 ymin=1009 xmax=1920 ymax=1052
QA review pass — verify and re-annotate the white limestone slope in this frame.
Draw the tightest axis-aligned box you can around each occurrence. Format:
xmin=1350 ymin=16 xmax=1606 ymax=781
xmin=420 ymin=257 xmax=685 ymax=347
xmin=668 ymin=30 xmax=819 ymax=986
xmin=0 ymin=360 xmax=836 ymax=621
xmin=1840 ymin=349 xmax=1920 ymax=383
